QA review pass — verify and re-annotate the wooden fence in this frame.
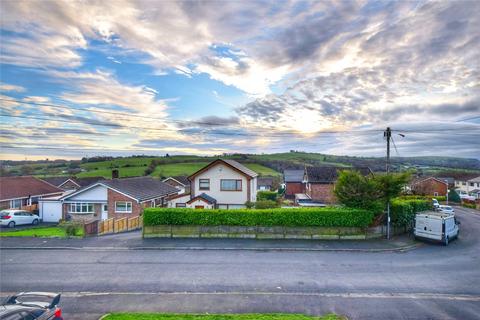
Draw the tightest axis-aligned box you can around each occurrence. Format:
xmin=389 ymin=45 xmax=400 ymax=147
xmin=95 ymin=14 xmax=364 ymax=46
xmin=21 ymin=204 xmax=38 ymax=212
xmin=97 ymin=216 xmax=141 ymax=235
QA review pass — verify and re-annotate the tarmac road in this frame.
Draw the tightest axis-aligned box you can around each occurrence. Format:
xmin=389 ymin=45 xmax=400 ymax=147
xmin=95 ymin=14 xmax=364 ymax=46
xmin=1 ymin=206 xmax=479 ymax=319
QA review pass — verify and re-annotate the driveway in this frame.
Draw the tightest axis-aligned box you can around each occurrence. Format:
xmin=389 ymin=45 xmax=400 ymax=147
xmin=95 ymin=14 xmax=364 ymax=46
xmin=1 ymin=206 xmax=479 ymax=320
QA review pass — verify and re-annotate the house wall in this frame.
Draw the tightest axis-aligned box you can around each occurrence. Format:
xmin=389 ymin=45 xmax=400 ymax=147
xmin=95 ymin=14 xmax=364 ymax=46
xmin=63 ymin=203 xmax=102 ymax=222
xmin=455 ymin=179 xmax=480 ymax=193
xmin=107 ymin=189 xmax=144 ymax=219
xmin=285 ymin=182 xmax=304 ymax=198
xmin=412 ymin=179 xmax=447 ymax=196
xmin=60 ymin=180 xmax=80 ymax=190
xmin=192 ymin=162 xmax=256 ymax=205
xmin=67 ymin=184 xmax=108 ymax=201
xmin=167 ymin=194 xmax=191 ymax=208
xmin=164 ymin=179 xmax=186 ymax=194
xmin=187 ymin=199 xmax=214 ymax=209
xmin=0 ymin=198 xmax=28 ymax=210
xmin=306 ymin=183 xmax=336 ymax=204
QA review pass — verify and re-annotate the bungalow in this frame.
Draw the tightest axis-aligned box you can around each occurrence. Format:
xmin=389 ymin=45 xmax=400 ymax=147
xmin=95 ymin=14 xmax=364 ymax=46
xmin=303 ymin=166 xmax=373 ymax=204
xmin=59 ymin=176 xmax=178 ymax=221
xmin=0 ymin=176 xmax=63 ymax=210
xmin=187 ymin=159 xmax=258 ymax=209
xmin=410 ymin=177 xmax=448 ymax=197
xmin=41 ymin=176 xmax=104 ymax=190
xmin=283 ymin=169 xmax=305 ymax=199
xmin=162 ymin=176 xmax=190 ymax=194
xmin=257 ymin=177 xmax=274 ymax=191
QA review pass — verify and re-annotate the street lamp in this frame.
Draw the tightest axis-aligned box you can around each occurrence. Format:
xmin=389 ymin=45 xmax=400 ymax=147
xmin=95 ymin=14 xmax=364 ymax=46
xmin=445 ymin=179 xmax=449 ymax=205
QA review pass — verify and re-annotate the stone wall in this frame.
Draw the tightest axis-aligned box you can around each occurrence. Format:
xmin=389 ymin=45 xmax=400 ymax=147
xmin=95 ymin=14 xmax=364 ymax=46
xmin=144 ymin=225 xmax=385 ymax=240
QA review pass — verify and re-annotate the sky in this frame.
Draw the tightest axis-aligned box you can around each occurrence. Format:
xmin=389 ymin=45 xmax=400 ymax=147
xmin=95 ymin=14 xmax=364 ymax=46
xmin=0 ymin=0 xmax=479 ymax=161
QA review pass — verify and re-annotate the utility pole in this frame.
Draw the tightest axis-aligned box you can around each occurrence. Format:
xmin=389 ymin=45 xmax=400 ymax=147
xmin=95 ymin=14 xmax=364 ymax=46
xmin=384 ymin=127 xmax=392 ymax=240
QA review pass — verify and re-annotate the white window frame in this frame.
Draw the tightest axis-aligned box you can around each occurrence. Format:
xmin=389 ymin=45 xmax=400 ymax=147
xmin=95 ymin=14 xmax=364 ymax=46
xmin=220 ymin=179 xmax=242 ymax=191
xmin=199 ymin=179 xmax=210 ymax=191
xmin=434 ymin=192 xmax=438 ymax=196
xmin=68 ymin=202 xmax=94 ymax=214
xmin=115 ymin=201 xmax=133 ymax=213
xmin=10 ymin=199 xmax=22 ymax=209
xmin=175 ymin=203 xmax=186 ymax=208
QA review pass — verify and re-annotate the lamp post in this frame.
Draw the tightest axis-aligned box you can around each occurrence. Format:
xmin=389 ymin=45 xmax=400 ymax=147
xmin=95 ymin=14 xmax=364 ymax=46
xmin=445 ymin=180 xmax=449 ymax=205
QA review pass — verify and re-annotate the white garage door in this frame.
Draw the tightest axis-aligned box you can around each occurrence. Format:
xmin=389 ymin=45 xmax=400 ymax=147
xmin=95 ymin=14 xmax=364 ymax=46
xmin=39 ymin=201 xmax=63 ymax=222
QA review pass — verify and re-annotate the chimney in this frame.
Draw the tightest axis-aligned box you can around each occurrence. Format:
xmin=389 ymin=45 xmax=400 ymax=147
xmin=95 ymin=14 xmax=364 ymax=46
xmin=112 ymin=169 xmax=119 ymax=179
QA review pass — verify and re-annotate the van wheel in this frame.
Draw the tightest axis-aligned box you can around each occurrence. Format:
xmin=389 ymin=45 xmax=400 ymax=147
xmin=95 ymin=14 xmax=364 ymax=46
xmin=444 ymin=236 xmax=449 ymax=246
xmin=8 ymin=221 xmax=15 ymax=228
xmin=32 ymin=219 xmax=39 ymax=225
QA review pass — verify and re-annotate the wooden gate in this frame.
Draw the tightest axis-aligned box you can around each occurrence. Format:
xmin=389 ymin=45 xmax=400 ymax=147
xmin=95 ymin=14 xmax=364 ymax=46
xmin=83 ymin=220 xmax=98 ymax=236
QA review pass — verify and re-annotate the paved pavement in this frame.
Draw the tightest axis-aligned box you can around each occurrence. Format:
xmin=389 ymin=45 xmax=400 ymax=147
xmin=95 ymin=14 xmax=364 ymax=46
xmin=1 ymin=206 xmax=479 ymax=320
xmin=0 ymin=230 xmax=419 ymax=252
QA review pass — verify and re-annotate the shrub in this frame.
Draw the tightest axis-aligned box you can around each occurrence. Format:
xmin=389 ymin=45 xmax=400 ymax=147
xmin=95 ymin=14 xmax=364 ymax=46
xmin=462 ymin=203 xmax=476 ymax=209
xmin=390 ymin=199 xmax=431 ymax=227
xmin=59 ymin=221 xmax=83 ymax=237
xmin=143 ymin=207 xmax=375 ymax=228
xmin=254 ymin=200 xmax=279 ymax=209
xmin=245 ymin=201 xmax=255 ymax=209
xmin=257 ymin=191 xmax=278 ymax=201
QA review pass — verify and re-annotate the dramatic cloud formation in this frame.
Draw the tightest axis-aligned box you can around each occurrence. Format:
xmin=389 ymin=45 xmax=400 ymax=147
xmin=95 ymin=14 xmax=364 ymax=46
xmin=0 ymin=0 xmax=479 ymax=160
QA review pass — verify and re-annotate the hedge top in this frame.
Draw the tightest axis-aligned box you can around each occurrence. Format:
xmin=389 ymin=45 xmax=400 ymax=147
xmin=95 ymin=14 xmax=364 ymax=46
xmin=143 ymin=207 xmax=375 ymax=228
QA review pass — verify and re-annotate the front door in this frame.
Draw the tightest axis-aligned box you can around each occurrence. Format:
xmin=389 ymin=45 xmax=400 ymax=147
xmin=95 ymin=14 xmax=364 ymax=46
xmin=102 ymin=204 xmax=108 ymax=220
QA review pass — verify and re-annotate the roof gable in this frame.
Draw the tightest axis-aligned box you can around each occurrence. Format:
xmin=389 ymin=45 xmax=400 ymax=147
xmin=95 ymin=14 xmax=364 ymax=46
xmin=187 ymin=193 xmax=217 ymax=204
xmin=189 ymin=159 xmax=258 ymax=180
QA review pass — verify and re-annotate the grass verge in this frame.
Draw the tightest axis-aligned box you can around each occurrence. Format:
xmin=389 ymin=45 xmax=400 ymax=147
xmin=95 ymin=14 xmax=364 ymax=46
xmin=101 ymin=313 xmax=344 ymax=320
xmin=0 ymin=226 xmax=84 ymax=238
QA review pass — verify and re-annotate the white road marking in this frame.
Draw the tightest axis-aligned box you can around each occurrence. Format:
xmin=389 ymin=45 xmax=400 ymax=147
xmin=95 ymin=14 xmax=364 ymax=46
xmin=2 ymin=291 xmax=479 ymax=301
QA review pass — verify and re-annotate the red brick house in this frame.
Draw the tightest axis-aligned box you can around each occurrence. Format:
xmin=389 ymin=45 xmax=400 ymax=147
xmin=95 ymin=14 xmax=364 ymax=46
xmin=0 ymin=176 xmax=63 ymax=210
xmin=283 ymin=170 xmax=305 ymax=199
xmin=410 ymin=177 xmax=448 ymax=197
xmin=303 ymin=166 xmax=373 ymax=204
xmin=59 ymin=177 xmax=178 ymax=221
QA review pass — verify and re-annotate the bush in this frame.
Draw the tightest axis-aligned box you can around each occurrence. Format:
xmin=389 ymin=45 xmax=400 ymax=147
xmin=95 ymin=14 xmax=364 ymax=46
xmin=59 ymin=222 xmax=83 ymax=237
xmin=254 ymin=200 xmax=279 ymax=209
xmin=143 ymin=207 xmax=375 ymax=228
xmin=462 ymin=203 xmax=476 ymax=209
xmin=257 ymin=191 xmax=278 ymax=201
xmin=245 ymin=201 xmax=255 ymax=209
xmin=399 ymin=195 xmax=446 ymax=202
xmin=390 ymin=199 xmax=431 ymax=227
xmin=448 ymin=189 xmax=461 ymax=203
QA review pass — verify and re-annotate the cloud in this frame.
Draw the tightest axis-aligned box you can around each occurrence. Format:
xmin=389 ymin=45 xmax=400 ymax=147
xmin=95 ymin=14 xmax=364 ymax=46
xmin=0 ymin=83 xmax=26 ymax=92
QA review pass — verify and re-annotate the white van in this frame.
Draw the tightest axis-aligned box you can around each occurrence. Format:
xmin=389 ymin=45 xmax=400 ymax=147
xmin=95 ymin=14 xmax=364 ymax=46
xmin=414 ymin=211 xmax=459 ymax=245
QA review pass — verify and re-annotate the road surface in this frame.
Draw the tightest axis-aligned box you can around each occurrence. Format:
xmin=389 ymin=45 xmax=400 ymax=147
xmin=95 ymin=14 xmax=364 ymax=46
xmin=1 ymin=206 xmax=479 ymax=319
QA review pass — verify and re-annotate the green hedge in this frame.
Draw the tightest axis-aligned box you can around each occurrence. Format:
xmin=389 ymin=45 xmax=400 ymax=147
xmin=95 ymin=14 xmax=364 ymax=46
xmin=391 ymin=199 xmax=431 ymax=227
xmin=257 ymin=191 xmax=278 ymax=201
xmin=143 ymin=207 xmax=374 ymax=228
xmin=254 ymin=200 xmax=280 ymax=209
xmin=399 ymin=195 xmax=446 ymax=202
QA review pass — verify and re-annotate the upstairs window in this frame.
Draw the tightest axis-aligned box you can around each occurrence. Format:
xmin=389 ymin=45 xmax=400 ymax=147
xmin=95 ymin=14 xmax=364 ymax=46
xmin=115 ymin=201 xmax=132 ymax=213
xmin=221 ymin=179 xmax=242 ymax=191
xmin=199 ymin=179 xmax=210 ymax=190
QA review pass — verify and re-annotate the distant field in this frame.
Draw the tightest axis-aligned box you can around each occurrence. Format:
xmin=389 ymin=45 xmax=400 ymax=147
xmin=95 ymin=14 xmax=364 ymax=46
xmin=242 ymin=163 xmax=281 ymax=176
xmin=151 ymin=161 xmax=280 ymax=178
xmin=152 ymin=162 xmax=211 ymax=178
xmin=76 ymin=167 xmax=147 ymax=178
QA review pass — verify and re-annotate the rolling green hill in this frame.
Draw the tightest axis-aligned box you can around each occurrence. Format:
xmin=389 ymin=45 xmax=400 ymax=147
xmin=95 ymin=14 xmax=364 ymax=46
xmin=2 ymin=152 xmax=479 ymax=179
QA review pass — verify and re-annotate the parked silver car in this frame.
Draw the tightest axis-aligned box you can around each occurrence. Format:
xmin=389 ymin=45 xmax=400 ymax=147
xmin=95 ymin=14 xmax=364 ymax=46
xmin=438 ymin=205 xmax=455 ymax=214
xmin=0 ymin=209 xmax=40 ymax=228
